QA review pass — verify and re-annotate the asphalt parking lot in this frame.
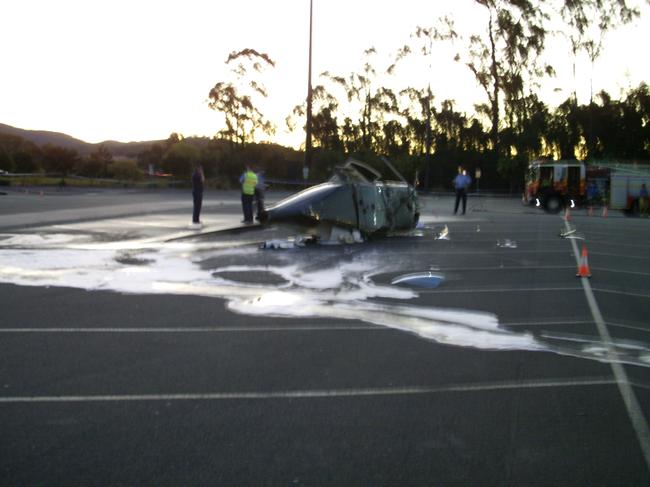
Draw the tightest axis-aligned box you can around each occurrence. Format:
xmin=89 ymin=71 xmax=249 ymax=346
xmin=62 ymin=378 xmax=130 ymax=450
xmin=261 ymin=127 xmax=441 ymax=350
xmin=1 ymin=187 xmax=649 ymax=486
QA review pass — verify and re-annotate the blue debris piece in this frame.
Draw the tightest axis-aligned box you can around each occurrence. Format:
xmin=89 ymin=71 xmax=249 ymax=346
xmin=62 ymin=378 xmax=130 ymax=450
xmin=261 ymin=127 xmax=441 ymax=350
xmin=390 ymin=271 xmax=445 ymax=288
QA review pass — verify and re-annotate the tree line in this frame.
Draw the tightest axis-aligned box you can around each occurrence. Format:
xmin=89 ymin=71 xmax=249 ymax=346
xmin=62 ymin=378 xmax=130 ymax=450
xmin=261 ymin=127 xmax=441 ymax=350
xmin=4 ymin=81 xmax=648 ymax=191
xmin=0 ymin=135 xmax=142 ymax=181
xmin=0 ymin=131 xmax=303 ymax=188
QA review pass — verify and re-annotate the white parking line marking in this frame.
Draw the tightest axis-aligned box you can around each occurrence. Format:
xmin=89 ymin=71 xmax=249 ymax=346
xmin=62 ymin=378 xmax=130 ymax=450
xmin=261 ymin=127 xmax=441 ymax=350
xmin=584 ymin=240 xmax=650 ymax=250
xmin=435 ymin=265 xmax=574 ymax=272
xmin=2 ymin=321 xmax=647 ymax=335
xmin=565 ymin=220 xmax=650 ymax=470
xmin=0 ymin=325 xmax=383 ymax=333
xmin=631 ymin=381 xmax=650 ymax=391
xmin=606 ymin=322 xmax=650 ymax=334
xmin=418 ymin=287 xmax=583 ymax=294
xmin=592 ymin=288 xmax=650 ymax=299
xmin=590 ymin=251 xmax=650 ymax=261
xmin=591 ymin=267 xmax=650 ymax=278
xmin=394 ymin=250 xmax=572 ymax=256
xmin=0 ymin=377 xmax=616 ymax=403
xmin=505 ymin=319 xmax=650 ymax=335
xmin=503 ymin=320 xmax=593 ymax=327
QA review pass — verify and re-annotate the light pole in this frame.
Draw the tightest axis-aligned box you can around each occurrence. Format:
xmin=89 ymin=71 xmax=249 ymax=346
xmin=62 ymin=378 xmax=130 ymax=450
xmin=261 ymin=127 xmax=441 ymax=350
xmin=423 ymin=32 xmax=433 ymax=191
xmin=304 ymin=0 xmax=313 ymax=181
xmin=424 ymin=83 xmax=432 ymax=190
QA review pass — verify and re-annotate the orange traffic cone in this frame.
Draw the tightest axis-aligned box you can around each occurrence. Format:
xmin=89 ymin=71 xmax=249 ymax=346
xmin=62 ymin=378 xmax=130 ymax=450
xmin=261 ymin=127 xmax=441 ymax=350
xmin=576 ymin=244 xmax=591 ymax=278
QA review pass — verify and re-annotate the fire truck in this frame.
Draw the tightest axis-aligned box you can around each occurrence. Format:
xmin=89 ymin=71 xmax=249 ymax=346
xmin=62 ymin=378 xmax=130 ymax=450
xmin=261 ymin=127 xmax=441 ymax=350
xmin=523 ymin=159 xmax=650 ymax=214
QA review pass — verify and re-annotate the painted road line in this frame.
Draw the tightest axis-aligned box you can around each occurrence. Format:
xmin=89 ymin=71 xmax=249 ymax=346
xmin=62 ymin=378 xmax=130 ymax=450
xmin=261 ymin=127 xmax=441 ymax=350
xmin=589 ymin=251 xmax=650 ymax=261
xmin=394 ymin=250 xmax=572 ymax=256
xmin=1 ymin=322 xmax=646 ymax=335
xmin=418 ymin=287 xmax=583 ymax=294
xmin=407 ymin=248 xmax=650 ymax=261
xmin=591 ymin=288 xmax=650 ymax=299
xmin=0 ymin=377 xmax=616 ymax=404
xmin=591 ymin=267 xmax=650 ymax=278
xmin=579 ymin=240 xmax=650 ymax=250
xmin=505 ymin=319 xmax=650 ymax=334
xmin=390 ymin=237 xmax=568 ymax=244
xmin=503 ymin=320 xmax=593 ymax=327
xmin=0 ymin=325 xmax=384 ymax=333
xmin=575 ymin=226 xmax=650 ymax=235
xmin=606 ymin=322 xmax=650 ymax=334
xmin=631 ymin=381 xmax=650 ymax=391
xmin=434 ymin=265 xmax=574 ymax=272
xmin=565 ymin=220 xmax=650 ymax=470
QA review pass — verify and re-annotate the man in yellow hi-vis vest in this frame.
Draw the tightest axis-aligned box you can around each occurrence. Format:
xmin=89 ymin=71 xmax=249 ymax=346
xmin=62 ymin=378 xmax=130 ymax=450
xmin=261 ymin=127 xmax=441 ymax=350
xmin=239 ymin=164 xmax=258 ymax=223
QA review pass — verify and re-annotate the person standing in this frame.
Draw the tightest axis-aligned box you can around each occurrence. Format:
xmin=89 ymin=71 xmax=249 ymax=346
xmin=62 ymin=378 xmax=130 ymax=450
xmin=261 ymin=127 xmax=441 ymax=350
xmin=254 ymin=168 xmax=266 ymax=221
xmin=453 ymin=167 xmax=472 ymax=215
xmin=239 ymin=164 xmax=258 ymax=223
xmin=191 ymin=163 xmax=204 ymax=227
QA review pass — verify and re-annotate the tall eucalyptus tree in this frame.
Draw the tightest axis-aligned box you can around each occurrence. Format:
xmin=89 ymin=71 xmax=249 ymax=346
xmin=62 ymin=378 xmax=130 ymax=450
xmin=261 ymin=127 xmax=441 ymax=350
xmin=463 ymin=0 xmax=548 ymax=163
xmin=207 ymin=49 xmax=276 ymax=151
xmin=390 ymin=17 xmax=457 ymax=187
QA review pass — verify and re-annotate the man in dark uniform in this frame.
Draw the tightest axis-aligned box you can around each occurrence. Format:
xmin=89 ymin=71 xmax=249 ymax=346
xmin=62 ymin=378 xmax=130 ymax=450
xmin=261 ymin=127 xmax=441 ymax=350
xmin=191 ymin=163 xmax=204 ymax=226
xmin=254 ymin=168 xmax=265 ymax=221
xmin=453 ymin=167 xmax=472 ymax=215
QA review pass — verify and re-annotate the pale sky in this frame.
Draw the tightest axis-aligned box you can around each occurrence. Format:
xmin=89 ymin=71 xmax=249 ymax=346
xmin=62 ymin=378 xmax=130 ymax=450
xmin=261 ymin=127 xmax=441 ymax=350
xmin=2 ymin=0 xmax=650 ymax=148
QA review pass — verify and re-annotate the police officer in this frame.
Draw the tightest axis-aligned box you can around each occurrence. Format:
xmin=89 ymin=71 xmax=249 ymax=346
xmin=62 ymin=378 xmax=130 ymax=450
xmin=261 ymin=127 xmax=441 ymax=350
xmin=191 ymin=163 xmax=204 ymax=227
xmin=239 ymin=164 xmax=258 ymax=223
xmin=254 ymin=168 xmax=266 ymax=221
xmin=453 ymin=167 xmax=472 ymax=215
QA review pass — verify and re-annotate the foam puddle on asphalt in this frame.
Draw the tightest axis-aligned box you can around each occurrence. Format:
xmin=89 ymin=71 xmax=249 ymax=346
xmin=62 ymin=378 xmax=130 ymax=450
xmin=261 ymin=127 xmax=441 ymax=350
xmin=0 ymin=231 xmax=649 ymax=367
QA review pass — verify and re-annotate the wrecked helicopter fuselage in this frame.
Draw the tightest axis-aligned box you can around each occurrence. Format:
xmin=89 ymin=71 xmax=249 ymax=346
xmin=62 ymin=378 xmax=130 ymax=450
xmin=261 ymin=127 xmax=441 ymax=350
xmin=259 ymin=159 xmax=420 ymax=241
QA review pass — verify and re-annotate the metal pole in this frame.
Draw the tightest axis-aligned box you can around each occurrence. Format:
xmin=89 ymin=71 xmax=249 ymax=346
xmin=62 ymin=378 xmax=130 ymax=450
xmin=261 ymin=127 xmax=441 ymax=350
xmin=424 ymin=83 xmax=432 ymax=190
xmin=304 ymin=0 xmax=313 ymax=180
xmin=424 ymin=34 xmax=433 ymax=190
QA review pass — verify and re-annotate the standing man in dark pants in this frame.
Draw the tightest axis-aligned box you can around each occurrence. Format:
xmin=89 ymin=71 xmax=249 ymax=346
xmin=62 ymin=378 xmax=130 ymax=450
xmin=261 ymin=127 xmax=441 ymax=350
xmin=453 ymin=167 xmax=472 ymax=215
xmin=191 ymin=163 xmax=204 ymax=227
xmin=239 ymin=164 xmax=258 ymax=224
xmin=254 ymin=168 xmax=265 ymax=221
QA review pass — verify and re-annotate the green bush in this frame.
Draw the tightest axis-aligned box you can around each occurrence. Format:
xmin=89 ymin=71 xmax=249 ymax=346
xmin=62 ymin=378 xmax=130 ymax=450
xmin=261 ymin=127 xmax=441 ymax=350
xmin=162 ymin=143 xmax=200 ymax=178
xmin=108 ymin=160 xmax=143 ymax=181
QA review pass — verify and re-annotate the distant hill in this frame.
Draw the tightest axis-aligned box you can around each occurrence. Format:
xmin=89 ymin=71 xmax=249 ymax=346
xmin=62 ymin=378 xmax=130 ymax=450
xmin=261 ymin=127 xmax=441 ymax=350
xmin=0 ymin=122 xmax=165 ymax=156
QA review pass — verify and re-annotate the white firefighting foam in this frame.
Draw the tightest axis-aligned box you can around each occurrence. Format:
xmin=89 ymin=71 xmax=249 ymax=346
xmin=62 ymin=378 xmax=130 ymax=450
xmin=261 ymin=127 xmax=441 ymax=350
xmin=1 ymin=231 xmax=649 ymax=365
